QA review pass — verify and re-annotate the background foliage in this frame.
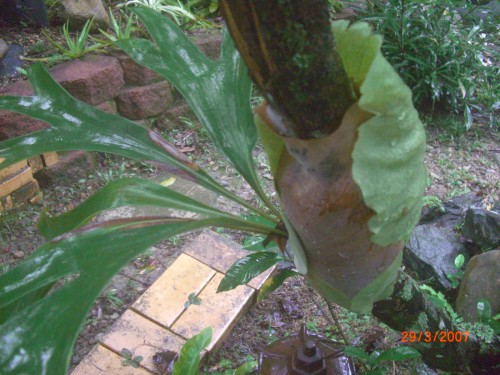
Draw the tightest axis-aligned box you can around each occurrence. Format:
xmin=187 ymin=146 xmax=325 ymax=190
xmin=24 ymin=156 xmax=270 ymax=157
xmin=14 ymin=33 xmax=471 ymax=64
xmin=354 ymin=0 xmax=499 ymax=129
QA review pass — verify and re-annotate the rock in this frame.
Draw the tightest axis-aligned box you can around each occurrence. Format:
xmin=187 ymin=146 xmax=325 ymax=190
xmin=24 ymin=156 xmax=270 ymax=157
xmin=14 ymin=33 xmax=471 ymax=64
xmin=404 ymin=224 xmax=467 ymax=291
xmin=0 ymin=56 xmax=124 ymax=140
xmin=34 ymin=151 xmax=96 ymax=187
xmin=115 ymin=53 xmax=163 ymax=86
xmin=95 ymin=100 xmax=117 ymax=114
xmin=419 ymin=192 xmax=482 ymax=229
xmin=190 ymin=31 xmax=222 ymax=60
xmin=0 ymin=44 xmax=24 ymax=78
xmin=116 ymin=81 xmax=173 ymax=120
xmin=49 ymin=55 xmax=124 ymax=105
xmin=0 ymin=39 xmax=8 ymax=59
xmin=0 ymin=80 xmax=50 ymax=140
xmin=463 ymin=207 xmax=500 ymax=249
xmin=13 ymin=251 xmax=25 ymax=258
xmin=62 ymin=0 xmax=109 ymax=28
xmin=456 ymin=250 xmax=500 ymax=322
xmin=156 ymin=103 xmax=195 ymax=130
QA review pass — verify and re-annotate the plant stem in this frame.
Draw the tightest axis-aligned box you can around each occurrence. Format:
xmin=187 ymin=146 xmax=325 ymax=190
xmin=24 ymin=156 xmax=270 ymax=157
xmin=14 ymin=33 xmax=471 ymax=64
xmin=326 ymin=301 xmax=350 ymax=346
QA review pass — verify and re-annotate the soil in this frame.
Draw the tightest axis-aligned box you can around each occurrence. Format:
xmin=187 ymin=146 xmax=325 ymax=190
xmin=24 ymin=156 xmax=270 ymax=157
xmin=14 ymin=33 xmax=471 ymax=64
xmin=1 ymin=12 xmax=499 ymax=375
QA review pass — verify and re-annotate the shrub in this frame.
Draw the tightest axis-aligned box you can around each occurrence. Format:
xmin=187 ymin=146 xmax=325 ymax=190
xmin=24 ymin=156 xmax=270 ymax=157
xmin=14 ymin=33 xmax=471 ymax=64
xmin=354 ymin=0 xmax=499 ymax=129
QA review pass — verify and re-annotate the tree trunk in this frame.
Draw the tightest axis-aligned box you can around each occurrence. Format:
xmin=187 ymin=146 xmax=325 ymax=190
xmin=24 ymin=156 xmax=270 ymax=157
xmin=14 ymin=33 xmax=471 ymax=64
xmin=220 ymin=1 xmax=498 ymax=373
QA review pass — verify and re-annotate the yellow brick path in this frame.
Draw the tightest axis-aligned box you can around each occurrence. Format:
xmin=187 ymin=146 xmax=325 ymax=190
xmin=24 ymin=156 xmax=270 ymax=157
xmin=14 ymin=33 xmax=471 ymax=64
xmin=72 ymin=231 xmax=274 ymax=374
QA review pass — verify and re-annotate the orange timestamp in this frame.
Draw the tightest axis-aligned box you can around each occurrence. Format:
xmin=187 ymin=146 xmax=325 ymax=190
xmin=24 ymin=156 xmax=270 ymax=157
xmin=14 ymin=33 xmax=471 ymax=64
xmin=401 ymin=330 xmax=469 ymax=343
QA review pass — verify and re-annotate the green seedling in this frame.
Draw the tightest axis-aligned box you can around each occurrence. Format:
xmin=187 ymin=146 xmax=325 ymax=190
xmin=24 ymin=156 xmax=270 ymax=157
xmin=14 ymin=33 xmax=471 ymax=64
xmin=121 ymin=348 xmax=144 ymax=368
xmin=447 ymin=254 xmax=465 ymax=289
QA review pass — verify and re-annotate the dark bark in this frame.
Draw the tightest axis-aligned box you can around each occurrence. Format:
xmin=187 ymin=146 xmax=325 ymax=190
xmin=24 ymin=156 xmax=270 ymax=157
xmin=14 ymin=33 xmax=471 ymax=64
xmin=220 ymin=0 xmax=354 ymax=139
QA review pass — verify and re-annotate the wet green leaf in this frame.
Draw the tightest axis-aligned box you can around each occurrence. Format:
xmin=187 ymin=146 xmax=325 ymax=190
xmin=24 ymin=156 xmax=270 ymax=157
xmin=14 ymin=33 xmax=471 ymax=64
xmin=0 ymin=64 xmax=252 ymax=209
xmin=343 ymin=346 xmax=370 ymax=361
xmin=172 ymin=327 xmax=212 ymax=375
xmin=38 ymin=177 xmax=234 ymax=240
xmin=257 ymin=268 xmax=299 ymax=302
xmin=376 ymin=346 xmax=421 ymax=362
xmin=255 ymin=112 xmax=285 ymax=177
xmin=0 ymin=213 xmax=281 ymax=375
xmin=454 ymin=254 xmax=465 ymax=269
xmin=118 ymin=7 xmax=277 ymax=216
xmin=0 ymin=218 xmax=206 ymax=374
xmin=217 ymin=252 xmax=282 ymax=292
xmin=333 ymin=21 xmax=427 ymax=246
xmin=477 ymin=298 xmax=492 ymax=322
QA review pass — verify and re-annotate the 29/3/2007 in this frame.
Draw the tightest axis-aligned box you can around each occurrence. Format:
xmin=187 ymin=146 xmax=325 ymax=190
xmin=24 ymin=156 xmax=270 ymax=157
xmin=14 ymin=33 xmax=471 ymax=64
xmin=401 ymin=331 xmax=469 ymax=343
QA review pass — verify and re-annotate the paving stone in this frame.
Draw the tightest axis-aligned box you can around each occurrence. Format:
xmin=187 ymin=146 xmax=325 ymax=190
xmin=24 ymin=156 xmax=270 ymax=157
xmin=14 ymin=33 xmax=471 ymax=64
xmin=49 ymin=55 xmax=124 ymax=105
xmin=0 ymin=160 xmax=27 ymax=180
xmin=27 ymin=156 xmax=44 ymax=173
xmin=10 ymin=179 xmax=40 ymax=204
xmin=0 ymin=166 xmax=34 ymax=198
xmin=132 ymin=253 xmax=215 ymax=327
xmin=100 ymin=309 xmax=185 ymax=373
xmin=42 ymin=152 xmax=59 ymax=167
xmin=171 ymin=272 xmax=254 ymax=352
xmin=116 ymin=81 xmax=173 ymax=120
xmin=35 ymin=151 xmax=96 ymax=188
xmin=71 ymin=344 xmax=151 ymax=375
xmin=183 ymin=231 xmax=275 ymax=290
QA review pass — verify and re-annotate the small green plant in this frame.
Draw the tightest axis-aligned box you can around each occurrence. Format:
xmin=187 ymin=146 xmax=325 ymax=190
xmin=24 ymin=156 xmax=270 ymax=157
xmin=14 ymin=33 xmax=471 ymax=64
xmin=27 ymin=41 xmax=51 ymax=56
xmin=344 ymin=345 xmax=421 ymax=375
xmin=105 ymin=288 xmax=124 ymax=308
xmin=121 ymin=348 xmax=144 ymax=368
xmin=172 ymin=327 xmax=211 ymax=374
xmin=306 ymin=318 xmax=320 ymax=333
xmin=43 ymin=18 xmax=104 ymax=62
xmin=476 ymin=299 xmax=500 ymax=334
xmin=99 ymin=9 xmax=139 ymax=43
xmin=120 ymin=0 xmax=197 ymax=25
xmin=422 ymin=195 xmax=445 ymax=213
xmin=446 ymin=253 xmax=465 ymax=288
xmin=184 ymin=292 xmax=202 ymax=308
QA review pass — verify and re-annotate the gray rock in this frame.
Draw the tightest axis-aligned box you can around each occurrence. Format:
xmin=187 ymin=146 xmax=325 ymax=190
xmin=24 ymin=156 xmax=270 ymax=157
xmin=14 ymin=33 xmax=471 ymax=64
xmin=463 ymin=207 xmax=500 ymax=249
xmin=0 ymin=44 xmax=24 ymax=78
xmin=404 ymin=224 xmax=467 ymax=290
xmin=0 ymin=39 xmax=8 ymax=59
xmin=419 ymin=192 xmax=482 ymax=230
xmin=456 ymin=250 xmax=500 ymax=322
xmin=62 ymin=0 xmax=109 ymax=28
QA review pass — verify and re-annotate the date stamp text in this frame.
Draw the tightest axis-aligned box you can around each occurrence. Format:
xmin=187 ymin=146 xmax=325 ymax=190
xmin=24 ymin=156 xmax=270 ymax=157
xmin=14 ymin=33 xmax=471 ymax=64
xmin=401 ymin=331 xmax=469 ymax=343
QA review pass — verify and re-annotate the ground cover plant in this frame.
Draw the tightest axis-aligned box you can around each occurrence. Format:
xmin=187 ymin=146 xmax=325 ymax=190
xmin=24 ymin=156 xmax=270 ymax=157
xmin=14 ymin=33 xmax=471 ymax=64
xmin=0 ymin=1 xmax=497 ymax=374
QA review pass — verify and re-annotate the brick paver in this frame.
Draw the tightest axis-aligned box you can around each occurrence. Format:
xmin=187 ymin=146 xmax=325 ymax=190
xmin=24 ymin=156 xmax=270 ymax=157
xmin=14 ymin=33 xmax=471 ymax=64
xmin=72 ymin=345 xmax=152 ymax=375
xmin=171 ymin=272 xmax=255 ymax=352
xmin=72 ymin=230 xmax=275 ymax=374
xmin=132 ymin=253 xmax=216 ymax=327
